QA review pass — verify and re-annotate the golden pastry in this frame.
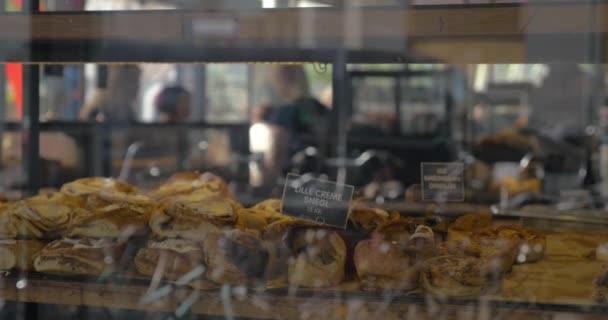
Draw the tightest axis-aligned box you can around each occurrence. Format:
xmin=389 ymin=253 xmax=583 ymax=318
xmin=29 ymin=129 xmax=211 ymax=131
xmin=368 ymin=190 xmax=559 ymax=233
xmin=149 ymin=195 xmax=237 ymax=241
xmin=348 ymin=201 xmax=389 ymax=233
xmin=67 ymin=192 xmax=156 ymax=238
xmin=33 ymin=238 xmax=125 ymax=276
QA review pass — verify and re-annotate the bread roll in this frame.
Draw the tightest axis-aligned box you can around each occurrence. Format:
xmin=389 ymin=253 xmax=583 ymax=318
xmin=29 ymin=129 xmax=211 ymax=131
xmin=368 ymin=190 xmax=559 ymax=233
xmin=287 ymin=227 xmax=346 ymax=288
xmin=149 ymin=195 xmax=237 ymax=241
xmin=34 ymin=238 xmax=125 ymax=276
xmin=420 ymin=255 xmax=500 ymax=297
xmin=135 ymin=239 xmax=209 ymax=283
xmin=204 ymin=230 xmax=268 ymax=284
xmin=0 ymin=239 xmax=46 ymax=271
xmin=354 ymin=234 xmax=418 ymax=291
xmin=438 ymin=236 xmax=518 ymax=274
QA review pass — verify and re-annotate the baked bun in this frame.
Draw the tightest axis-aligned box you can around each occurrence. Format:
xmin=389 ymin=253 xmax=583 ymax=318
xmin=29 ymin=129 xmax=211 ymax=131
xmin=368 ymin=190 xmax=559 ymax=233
xmin=354 ymin=234 xmax=418 ymax=291
xmin=61 ymin=177 xmax=137 ymax=197
xmin=33 ymin=238 xmax=125 ymax=276
xmin=204 ymin=230 xmax=268 ymax=284
xmin=348 ymin=202 xmax=389 ymax=233
xmin=474 ymin=224 xmax=545 ymax=263
xmin=287 ymin=227 xmax=346 ymax=288
xmin=149 ymin=195 xmax=237 ymax=241
xmin=447 ymin=211 xmax=492 ymax=242
xmin=67 ymin=192 xmax=156 ymax=238
xmin=421 ymin=256 xmax=500 ymax=298
xmin=0 ymin=239 xmax=46 ymax=271
xmin=149 ymin=172 xmax=230 ymax=200
xmin=438 ymin=236 xmax=518 ymax=274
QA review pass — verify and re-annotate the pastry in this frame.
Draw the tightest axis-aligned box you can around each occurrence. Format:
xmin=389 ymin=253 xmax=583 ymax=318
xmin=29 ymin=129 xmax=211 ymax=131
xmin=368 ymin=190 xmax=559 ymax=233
xmin=420 ymin=255 xmax=500 ymax=297
xmin=251 ymin=199 xmax=286 ymax=224
xmin=204 ymin=229 xmax=268 ymax=284
xmin=407 ymin=225 xmax=436 ymax=263
xmin=447 ymin=211 xmax=492 ymax=242
xmin=438 ymin=236 xmax=518 ymax=274
xmin=149 ymin=171 xmax=230 ymax=200
xmin=149 ymin=195 xmax=237 ymax=241
xmin=61 ymin=177 xmax=137 ymax=197
xmin=473 ymin=224 xmax=546 ymax=263
xmin=348 ymin=202 xmax=389 ymax=233
xmin=354 ymin=233 xmax=418 ymax=291
xmin=67 ymin=192 xmax=156 ymax=238
xmin=286 ymin=226 xmax=346 ymax=288
xmin=135 ymin=238 xmax=216 ymax=289
xmin=10 ymin=200 xmax=84 ymax=239
xmin=33 ymin=238 xmax=125 ymax=276
xmin=0 ymin=239 xmax=46 ymax=271
xmin=235 ymin=207 xmax=269 ymax=235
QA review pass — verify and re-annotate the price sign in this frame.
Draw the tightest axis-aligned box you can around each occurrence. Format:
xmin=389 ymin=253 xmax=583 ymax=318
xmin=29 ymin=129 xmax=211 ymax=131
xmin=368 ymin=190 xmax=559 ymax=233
xmin=421 ymin=162 xmax=465 ymax=202
xmin=281 ymin=173 xmax=354 ymax=229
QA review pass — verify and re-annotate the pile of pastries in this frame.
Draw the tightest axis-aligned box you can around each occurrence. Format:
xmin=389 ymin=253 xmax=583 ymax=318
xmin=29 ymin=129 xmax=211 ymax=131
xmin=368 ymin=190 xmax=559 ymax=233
xmin=0 ymin=172 xmax=547 ymax=298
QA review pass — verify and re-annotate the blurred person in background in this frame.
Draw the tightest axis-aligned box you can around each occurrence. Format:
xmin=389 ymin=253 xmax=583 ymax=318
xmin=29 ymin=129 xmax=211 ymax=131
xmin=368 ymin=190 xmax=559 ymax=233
xmin=258 ymin=65 xmax=330 ymax=194
xmin=529 ymin=64 xmax=590 ymax=141
xmin=79 ymin=65 xmax=141 ymax=122
xmin=156 ymin=86 xmax=191 ymax=123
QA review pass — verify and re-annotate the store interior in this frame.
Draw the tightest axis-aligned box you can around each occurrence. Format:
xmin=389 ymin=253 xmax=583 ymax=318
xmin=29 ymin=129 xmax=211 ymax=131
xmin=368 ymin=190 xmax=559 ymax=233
xmin=2 ymin=0 xmax=608 ymax=319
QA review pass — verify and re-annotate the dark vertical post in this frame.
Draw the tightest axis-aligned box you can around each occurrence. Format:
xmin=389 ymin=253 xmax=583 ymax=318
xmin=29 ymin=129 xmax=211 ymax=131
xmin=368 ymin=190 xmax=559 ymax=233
xmin=22 ymin=2 xmax=40 ymax=320
xmin=22 ymin=65 xmax=41 ymax=195
xmin=332 ymin=51 xmax=348 ymax=185
xmin=22 ymin=0 xmax=40 ymax=196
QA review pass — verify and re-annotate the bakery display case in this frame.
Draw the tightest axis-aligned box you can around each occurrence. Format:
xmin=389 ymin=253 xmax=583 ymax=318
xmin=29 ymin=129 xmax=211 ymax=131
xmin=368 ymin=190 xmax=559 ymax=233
xmin=2 ymin=1 xmax=608 ymax=319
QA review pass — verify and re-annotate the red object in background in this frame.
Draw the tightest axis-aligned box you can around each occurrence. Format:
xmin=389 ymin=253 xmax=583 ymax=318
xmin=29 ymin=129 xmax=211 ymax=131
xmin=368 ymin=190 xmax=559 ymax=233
xmin=12 ymin=0 xmax=22 ymax=9
xmin=6 ymin=64 xmax=23 ymax=119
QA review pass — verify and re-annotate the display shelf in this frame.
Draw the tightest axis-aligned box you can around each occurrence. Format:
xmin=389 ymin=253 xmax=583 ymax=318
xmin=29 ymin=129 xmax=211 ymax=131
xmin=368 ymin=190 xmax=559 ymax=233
xmin=0 ymin=274 xmax=607 ymax=320
xmin=0 ymin=2 xmax=604 ymax=63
